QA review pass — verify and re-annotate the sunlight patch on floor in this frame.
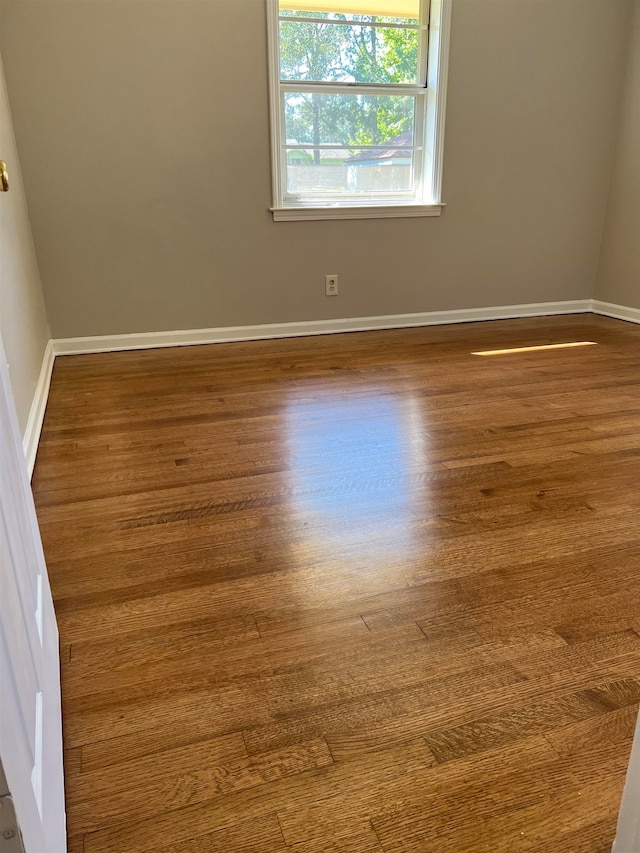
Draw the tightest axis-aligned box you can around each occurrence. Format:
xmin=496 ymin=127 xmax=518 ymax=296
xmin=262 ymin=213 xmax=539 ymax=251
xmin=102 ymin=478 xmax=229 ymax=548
xmin=472 ymin=341 xmax=598 ymax=356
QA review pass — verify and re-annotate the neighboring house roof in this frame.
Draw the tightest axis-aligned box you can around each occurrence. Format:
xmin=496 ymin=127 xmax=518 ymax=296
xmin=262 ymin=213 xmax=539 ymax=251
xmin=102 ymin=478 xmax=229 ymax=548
xmin=346 ymin=130 xmax=413 ymax=163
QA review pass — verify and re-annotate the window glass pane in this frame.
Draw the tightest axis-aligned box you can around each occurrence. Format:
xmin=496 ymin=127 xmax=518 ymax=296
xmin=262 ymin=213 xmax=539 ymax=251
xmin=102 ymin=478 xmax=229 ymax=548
xmin=279 ymin=19 xmax=419 ymax=84
xmin=284 ymin=92 xmax=415 ymax=149
xmin=285 ymin=146 xmax=415 ymax=195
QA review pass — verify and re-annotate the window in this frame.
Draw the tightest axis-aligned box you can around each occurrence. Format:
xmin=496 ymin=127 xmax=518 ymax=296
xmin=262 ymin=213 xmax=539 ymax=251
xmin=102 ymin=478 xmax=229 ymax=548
xmin=267 ymin=0 xmax=451 ymax=220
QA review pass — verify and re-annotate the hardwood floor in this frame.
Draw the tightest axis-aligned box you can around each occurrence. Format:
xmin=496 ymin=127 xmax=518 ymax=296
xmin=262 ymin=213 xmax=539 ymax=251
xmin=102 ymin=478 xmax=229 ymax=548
xmin=32 ymin=314 xmax=640 ymax=852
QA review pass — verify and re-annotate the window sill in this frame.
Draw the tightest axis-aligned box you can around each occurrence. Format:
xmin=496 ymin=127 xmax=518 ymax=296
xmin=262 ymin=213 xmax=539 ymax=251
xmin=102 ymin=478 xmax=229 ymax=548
xmin=270 ymin=203 xmax=444 ymax=222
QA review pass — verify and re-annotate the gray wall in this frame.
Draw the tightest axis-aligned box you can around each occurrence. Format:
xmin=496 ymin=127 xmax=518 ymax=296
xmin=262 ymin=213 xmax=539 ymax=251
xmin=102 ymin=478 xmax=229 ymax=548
xmin=0 ymin=47 xmax=50 ymax=434
xmin=596 ymin=0 xmax=640 ymax=310
xmin=0 ymin=0 xmax=632 ymax=339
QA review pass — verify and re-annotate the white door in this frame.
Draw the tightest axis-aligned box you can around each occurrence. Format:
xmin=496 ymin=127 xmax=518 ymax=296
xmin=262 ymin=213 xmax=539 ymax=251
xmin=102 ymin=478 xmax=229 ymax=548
xmin=0 ymin=330 xmax=66 ymax=852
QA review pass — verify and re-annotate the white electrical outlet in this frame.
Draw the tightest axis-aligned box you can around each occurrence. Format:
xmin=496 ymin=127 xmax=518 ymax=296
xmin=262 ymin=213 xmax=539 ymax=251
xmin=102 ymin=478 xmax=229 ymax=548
xmin=325 ymin=274 xmax=338 ymax=296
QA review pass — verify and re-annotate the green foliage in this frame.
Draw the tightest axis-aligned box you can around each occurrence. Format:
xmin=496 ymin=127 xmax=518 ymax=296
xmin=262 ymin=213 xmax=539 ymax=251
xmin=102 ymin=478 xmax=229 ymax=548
xmin=280 ymin=14 xmax=419 ymax=156
xmin=379 ymin=26 xmax=419 ymax=84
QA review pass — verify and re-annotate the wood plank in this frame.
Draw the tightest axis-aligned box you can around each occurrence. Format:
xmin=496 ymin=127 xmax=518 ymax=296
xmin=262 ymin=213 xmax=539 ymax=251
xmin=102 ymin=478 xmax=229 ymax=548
xmin=81 ymin=720 xmax=245 ymax=774
xmin=67 ymin=836 xmax=84 ymax=853
xmin=278 ymin=736 xmax=560 ymax=846
xmin=154 ymin=814 xmax=287 ymax=853
xmin=69 ymin=737 xmax=331 ymax=834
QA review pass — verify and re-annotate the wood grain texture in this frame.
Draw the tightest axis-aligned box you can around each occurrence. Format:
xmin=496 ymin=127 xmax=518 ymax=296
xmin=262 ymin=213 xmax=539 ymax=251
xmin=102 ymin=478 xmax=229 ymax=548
xmin=32 ymin=315 xmax=640 ymax=851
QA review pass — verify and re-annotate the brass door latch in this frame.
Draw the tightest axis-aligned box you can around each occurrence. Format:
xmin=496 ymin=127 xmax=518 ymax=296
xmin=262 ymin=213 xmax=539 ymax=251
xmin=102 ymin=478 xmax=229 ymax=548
xmin=0 ymin=162 xmax=9 ymax=192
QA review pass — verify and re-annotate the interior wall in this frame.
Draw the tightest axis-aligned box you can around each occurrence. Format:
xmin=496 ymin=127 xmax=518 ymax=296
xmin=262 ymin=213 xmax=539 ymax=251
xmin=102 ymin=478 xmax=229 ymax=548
xmin=595 ymin=0 xmax=640 ymax=310
xmin=0 ymin=46 xmax=50 ymax=434
xmin=0 ymin=0 xmax=631 ymax=340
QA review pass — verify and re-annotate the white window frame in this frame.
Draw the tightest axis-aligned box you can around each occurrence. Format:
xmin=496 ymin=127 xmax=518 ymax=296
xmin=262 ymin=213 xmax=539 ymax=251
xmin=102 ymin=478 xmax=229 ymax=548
xmin=267 ymin=0 xmax=451 ymax=221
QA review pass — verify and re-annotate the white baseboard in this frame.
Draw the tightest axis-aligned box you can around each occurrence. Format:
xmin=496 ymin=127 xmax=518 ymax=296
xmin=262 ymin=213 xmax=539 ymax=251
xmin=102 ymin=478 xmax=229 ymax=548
xmin=52 ymin=300 xmax=592 ymax=356
xmin=22 ymin=340 xmax=55 ymax=479
xmin=591 ymin=299 xmax=640 ymax=325
xmin=22 ymin=298 xmax=613 ymax=475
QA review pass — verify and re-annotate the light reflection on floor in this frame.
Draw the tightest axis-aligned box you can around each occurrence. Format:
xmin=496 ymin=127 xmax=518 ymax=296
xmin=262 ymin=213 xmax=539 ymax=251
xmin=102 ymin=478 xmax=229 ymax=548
xmin=285 ymin=390 xmax=428 ymax=574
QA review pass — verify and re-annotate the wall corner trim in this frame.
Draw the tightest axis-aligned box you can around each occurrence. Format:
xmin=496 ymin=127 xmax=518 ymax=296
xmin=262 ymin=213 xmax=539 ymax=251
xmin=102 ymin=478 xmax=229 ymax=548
xmin=591 ymin=300 xmax=640 ymax=325
xmin=22 ymin=340 xmax=55 ymax=480
xmin=51 ymin=300 xmax=592 ymax=357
